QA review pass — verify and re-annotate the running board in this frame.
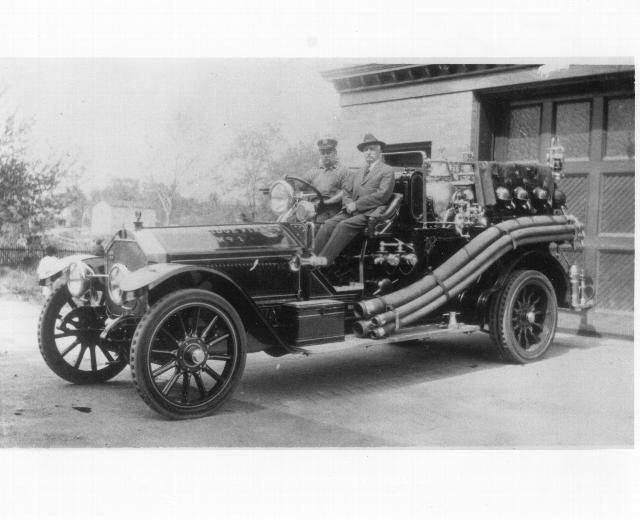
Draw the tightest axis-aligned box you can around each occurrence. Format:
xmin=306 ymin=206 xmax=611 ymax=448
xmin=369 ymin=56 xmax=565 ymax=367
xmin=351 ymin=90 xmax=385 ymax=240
xmin=298 ymin=323 xmax=480 ymax=355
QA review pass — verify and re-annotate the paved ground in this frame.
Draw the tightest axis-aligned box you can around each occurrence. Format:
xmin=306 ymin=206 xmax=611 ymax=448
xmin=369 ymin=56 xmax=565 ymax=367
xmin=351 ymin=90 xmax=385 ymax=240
xmin=0 ymin=297 xmax=633 ymax=447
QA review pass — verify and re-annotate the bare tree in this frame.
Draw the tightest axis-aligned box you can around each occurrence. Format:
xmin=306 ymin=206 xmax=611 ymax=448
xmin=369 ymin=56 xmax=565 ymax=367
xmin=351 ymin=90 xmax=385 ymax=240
xmin=143 ymin=111 xmax=206 ymax=225
xmin=147 ymin=177 xmax=181 ymax=226
xmin=270 ymin=140 xmax=317 ymax=178
xmin=223 ymin=123 xmax=281 ymax=221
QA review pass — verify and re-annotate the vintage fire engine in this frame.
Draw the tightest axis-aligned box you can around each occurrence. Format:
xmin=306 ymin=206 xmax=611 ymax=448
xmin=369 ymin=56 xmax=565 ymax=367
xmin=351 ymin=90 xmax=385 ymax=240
xmin=38 ymin=141 xmax=594 ymax=419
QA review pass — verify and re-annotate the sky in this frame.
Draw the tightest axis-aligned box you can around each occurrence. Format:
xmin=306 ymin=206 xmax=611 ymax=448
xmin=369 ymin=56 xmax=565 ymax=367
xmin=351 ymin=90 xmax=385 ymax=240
xmin=0 ymin=58 xmax=351 ymax=198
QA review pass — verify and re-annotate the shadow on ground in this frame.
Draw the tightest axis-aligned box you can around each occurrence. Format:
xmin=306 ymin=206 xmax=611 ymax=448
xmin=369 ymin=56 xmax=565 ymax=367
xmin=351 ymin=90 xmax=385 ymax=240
xmin=231 ymin=332 xmax=596 ymax=409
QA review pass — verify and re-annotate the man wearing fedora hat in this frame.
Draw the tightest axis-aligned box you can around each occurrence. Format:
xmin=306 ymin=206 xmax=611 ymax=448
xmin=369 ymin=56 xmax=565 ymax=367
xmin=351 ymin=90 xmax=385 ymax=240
xmin=314 ymin=133 xmax=395 ymax=264
xmin=301 ymin=137 xmax=350 ymax=223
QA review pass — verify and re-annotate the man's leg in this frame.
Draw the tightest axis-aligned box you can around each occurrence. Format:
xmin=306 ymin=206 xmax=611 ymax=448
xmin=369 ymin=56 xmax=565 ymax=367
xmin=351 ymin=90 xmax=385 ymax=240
xmin=318 ymin=213 xmax=368 ymax=264
xmin=314 ymin=212 xmax=348 ymax=254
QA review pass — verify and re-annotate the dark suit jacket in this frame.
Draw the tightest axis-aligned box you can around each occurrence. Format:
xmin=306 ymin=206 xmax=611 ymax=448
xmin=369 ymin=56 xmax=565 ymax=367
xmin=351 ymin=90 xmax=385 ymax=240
xmin=342 ymin=160 xmax=395 ymax=216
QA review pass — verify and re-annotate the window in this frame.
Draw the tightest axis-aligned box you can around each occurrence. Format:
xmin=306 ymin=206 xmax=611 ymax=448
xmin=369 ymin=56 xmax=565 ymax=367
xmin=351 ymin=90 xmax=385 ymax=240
xmin=382 ymin=141 xmax=431 ymax=168
xmin=506 ymin=105 xmax=541 ymax=160
xmin=554 ymin=101 xmax=591 ymax=160
xmin=604 ymin=97 xmax=634 ymax=158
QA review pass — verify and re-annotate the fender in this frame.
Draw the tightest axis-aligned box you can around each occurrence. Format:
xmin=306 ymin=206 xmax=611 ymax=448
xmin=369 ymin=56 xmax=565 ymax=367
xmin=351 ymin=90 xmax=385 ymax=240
xmin=477 ymin=246 xmax=570 ymax=323
xmin=119 ymin=262 xmax=195 ymax=292
xmin=37 ymin=254 xmax=102 ymax=283
xmin=496 ymin=247 xmax=570 ymax=304
xmin=119 ymin=263 xmax=298 ymax=357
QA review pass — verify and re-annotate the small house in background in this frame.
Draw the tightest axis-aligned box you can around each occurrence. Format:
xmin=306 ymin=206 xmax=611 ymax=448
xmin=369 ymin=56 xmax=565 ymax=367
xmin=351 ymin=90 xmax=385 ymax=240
xmin=91 ymin=200 xmax=157 ymax=235
xmin=54 ymin=207 xmax=75 ymax=228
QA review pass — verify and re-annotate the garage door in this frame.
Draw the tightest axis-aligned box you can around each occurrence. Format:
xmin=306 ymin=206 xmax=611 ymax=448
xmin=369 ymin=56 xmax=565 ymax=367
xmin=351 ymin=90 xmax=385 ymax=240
xmin=493 ymin=91 xmax=634 ymax=315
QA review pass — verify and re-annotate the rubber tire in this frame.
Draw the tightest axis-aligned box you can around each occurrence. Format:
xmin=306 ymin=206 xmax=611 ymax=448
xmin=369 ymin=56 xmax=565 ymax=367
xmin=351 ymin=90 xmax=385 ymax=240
xmin=38 ymin=285 xmax=128 ymax=384
xmin=130 ymin=289 xmax=247 ymax=420
xmin=489 ymin=269 xmax=558 ymax=364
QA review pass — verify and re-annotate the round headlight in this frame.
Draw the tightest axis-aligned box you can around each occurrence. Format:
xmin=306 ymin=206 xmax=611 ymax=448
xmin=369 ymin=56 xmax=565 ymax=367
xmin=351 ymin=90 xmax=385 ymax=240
xmin=67 ymin=262 xmax=93 ymax=297
xmin=108 ymin=263 xmax=129 ymax=305
xmin=269 ymin=180 xmax=294 ymax=215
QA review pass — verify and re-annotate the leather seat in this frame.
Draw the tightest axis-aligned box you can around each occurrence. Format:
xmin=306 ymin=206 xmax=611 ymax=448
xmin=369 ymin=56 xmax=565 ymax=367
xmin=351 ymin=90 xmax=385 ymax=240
xmin=366 ymin=193 xmax=403 ymax=237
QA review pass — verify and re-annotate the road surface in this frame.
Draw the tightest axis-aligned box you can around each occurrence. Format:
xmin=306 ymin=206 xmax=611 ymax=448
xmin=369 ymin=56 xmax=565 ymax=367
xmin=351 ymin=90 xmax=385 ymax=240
xmin=0 ymin=298 xmax=633 ymax=447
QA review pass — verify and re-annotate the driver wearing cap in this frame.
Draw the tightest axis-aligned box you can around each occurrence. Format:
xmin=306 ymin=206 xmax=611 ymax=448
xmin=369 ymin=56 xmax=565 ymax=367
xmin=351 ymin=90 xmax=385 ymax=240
xmin=301 ymin=138 xmax=350 ymax=223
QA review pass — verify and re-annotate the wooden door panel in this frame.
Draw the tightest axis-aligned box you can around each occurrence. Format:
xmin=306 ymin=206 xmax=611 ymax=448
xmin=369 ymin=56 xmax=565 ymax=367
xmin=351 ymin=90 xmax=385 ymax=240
xmin=558 ymin=173 xmax=588 ymax=226
xmin=599 ymin=172 xmax=634 ymax=234
xmin=596 ymin=251 xmax=634 ymax=311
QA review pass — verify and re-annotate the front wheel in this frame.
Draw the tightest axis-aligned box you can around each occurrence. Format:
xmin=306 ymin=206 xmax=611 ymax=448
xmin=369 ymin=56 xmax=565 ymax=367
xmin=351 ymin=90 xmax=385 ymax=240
xmin=130 ymin=289 xmax=247 ymax=420
xmin=489 ymin=270 xmax=558 ymax=363
xmin=38 ymin=285 xmax=128 ymax=383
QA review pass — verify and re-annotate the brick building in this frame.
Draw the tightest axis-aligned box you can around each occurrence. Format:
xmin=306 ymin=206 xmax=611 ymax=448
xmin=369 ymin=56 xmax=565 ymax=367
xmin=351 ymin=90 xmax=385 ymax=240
xmin=321 ymin=63 xmax=634 ymax=335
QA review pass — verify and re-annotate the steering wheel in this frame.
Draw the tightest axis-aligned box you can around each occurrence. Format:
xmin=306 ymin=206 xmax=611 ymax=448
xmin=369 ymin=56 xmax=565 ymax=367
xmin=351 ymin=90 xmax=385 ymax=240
xmin=284 ymin=176 xmax=326 ymax=213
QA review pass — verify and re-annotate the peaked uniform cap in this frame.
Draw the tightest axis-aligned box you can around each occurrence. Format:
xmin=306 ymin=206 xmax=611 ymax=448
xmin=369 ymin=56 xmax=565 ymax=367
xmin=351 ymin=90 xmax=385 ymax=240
xmin=357 ymin=133 xmax=386 ymax=151
xmin=317 ymin=138 xmax=338 ymax=151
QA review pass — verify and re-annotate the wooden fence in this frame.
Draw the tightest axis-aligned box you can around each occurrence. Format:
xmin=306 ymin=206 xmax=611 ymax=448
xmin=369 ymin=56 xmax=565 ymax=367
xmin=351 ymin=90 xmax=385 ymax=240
xmin=0 ymin=248 xmax=93 ymax=268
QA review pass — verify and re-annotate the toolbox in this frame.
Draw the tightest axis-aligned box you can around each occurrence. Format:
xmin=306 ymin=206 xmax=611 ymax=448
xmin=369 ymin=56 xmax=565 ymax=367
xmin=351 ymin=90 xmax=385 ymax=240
xmin=279 ymin=299 xmax=345 ymax=346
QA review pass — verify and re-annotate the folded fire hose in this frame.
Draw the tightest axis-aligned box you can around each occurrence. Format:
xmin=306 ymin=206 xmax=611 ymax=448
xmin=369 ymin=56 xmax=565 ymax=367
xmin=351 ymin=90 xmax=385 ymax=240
xmin=353 ymin=215 xmax=580 ymax=338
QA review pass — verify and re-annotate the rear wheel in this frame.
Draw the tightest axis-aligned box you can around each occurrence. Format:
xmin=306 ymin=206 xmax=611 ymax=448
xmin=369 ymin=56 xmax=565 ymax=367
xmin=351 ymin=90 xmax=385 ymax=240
xmin=130 ymin=289 xmax=247 ymax=420
xmin=489 ymin=270 xmax=558 ymax=363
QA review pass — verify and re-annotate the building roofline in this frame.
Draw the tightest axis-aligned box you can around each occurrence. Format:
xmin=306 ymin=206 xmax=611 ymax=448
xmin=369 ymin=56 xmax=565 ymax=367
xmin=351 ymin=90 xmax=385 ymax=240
xmin=320 ymin=63 xmax=418 ymax=80
xmin=321 ymin=63 xmax=532 ymax=94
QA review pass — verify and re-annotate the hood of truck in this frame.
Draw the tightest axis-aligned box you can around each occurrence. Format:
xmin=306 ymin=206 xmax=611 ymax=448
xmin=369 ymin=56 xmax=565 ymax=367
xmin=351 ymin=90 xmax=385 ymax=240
xmin=109 ymin=222 xmax=305 ymax=265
